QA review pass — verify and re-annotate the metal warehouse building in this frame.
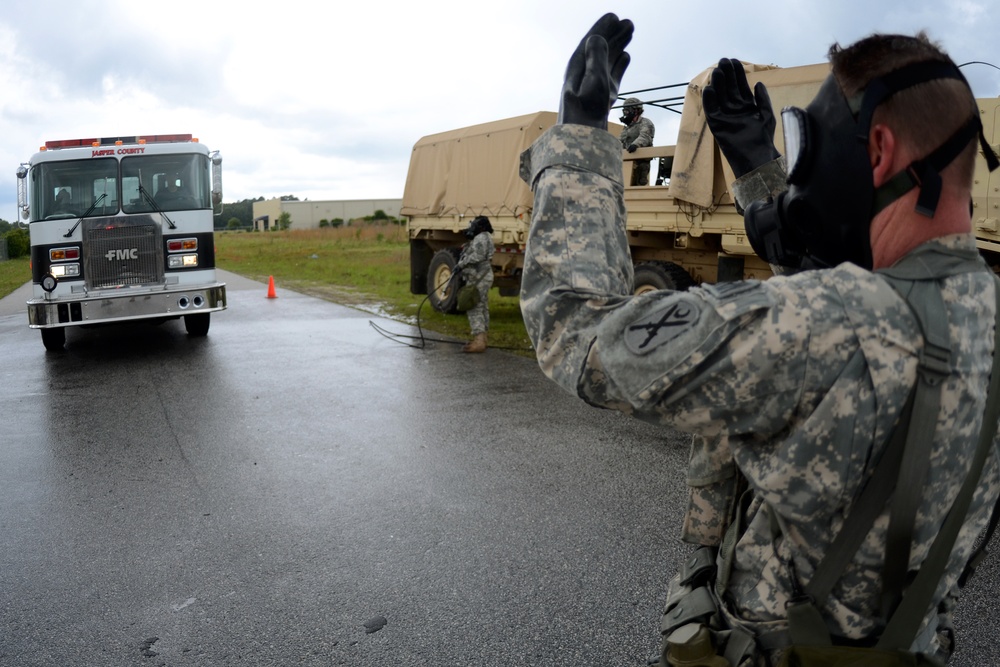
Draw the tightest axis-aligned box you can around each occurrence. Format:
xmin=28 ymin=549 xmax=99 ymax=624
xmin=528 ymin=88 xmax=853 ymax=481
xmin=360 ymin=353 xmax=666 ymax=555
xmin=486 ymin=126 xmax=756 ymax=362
xmin=251 ymin=198 xmax=402 ymax=231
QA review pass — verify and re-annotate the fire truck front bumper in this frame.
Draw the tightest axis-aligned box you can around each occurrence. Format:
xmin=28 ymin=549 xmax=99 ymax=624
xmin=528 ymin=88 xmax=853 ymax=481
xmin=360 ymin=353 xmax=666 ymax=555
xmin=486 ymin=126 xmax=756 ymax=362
xmin=27 ymin=283 xmax=227 ymax=328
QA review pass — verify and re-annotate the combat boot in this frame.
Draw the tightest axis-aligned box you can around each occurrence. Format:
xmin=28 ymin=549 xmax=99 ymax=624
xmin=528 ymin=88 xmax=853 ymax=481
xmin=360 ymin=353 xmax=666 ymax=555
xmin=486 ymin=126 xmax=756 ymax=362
xmin=462 ymin=332 xmax=488 ymax=353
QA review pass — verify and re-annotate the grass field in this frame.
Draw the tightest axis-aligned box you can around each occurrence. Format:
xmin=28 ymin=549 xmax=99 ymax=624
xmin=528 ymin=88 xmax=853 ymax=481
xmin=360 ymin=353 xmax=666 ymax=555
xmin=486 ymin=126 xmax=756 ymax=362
xmin=0 ymin=256 xmax=29 ymax=298
xmin=215 ymin=224 xmax=535 ymax=355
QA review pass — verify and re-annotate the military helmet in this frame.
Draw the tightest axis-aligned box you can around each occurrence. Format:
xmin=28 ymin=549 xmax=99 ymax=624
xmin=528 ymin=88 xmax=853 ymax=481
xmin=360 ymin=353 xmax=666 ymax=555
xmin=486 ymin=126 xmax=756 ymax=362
xmin=623 ymin=97 xmax=643 ymax=113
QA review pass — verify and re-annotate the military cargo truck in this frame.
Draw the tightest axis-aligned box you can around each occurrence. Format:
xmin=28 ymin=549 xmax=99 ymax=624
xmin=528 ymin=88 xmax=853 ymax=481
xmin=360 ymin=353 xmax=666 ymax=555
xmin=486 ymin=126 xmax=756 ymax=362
xmin=402 ymin=62 xmax=1000 ymax=312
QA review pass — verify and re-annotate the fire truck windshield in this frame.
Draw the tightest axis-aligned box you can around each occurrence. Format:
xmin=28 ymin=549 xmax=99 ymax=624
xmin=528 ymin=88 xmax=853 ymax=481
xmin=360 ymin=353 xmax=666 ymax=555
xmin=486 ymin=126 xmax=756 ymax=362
xmin=30 ymin=152 xmax=212 ymax=221
xmin=31 ymin=158 xmax=118 ymax=221
xmin=122 ymin=153 xmax=211 ymax=213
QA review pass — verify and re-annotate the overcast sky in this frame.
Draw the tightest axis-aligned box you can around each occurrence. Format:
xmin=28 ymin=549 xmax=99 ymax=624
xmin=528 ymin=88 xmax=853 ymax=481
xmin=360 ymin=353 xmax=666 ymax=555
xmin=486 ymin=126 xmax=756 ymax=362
xmin=1 ymin=0 xmax=997 ymax=222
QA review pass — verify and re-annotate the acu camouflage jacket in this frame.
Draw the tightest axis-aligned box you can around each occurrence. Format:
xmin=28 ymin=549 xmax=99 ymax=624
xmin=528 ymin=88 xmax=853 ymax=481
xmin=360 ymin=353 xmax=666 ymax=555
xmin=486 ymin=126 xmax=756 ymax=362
xmin=518 ymin=123 xmax=1000 ymax=654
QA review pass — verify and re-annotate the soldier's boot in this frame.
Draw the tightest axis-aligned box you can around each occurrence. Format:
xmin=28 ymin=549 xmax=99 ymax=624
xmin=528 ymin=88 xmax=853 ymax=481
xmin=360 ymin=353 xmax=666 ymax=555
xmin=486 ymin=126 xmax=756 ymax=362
xmin=462 ymin=332 xmax=487 ymax=353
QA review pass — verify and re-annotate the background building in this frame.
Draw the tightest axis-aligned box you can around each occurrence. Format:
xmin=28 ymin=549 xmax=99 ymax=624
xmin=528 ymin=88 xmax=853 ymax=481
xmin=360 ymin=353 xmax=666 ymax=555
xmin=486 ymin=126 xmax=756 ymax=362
xmin=251 ymin=198 xmax=402 ymax=231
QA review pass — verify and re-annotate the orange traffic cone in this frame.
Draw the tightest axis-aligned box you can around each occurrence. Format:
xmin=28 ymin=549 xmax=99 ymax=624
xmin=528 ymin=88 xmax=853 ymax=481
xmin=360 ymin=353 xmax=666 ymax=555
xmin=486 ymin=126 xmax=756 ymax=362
xmin=266 ymin=275 xmax=277 ymax=299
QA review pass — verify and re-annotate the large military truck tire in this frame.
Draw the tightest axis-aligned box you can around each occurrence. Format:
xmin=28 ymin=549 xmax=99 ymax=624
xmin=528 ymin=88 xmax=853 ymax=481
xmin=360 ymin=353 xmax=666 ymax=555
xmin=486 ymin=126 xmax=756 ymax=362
xmin=427 ymin=248 xmax=463 ymax=313
xmin=41 ymin=327 xmax=66 ymax=351
xmin=633 ymin=261 xmax=696 ymax=295
xmin=185 ymin=313 xmax=211 ymax=337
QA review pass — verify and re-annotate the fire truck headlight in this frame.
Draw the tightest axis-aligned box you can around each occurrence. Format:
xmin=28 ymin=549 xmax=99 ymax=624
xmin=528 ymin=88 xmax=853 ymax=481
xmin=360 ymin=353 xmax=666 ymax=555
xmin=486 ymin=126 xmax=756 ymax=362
xmin=41 ymin=274 xmax=58 ymax=293
xmin=50 ymin=263 xmax=80 ymax=278
xmin=168 ymin=254 xmax=199 ymax=269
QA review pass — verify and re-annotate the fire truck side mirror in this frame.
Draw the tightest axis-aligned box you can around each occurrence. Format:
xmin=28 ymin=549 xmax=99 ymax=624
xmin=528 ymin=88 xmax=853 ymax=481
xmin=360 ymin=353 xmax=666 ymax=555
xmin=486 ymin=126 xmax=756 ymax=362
xmin=16 ymin=163 xmax=29 ymax=220
xmin=210 ymin=151 xmax=223 ymax=207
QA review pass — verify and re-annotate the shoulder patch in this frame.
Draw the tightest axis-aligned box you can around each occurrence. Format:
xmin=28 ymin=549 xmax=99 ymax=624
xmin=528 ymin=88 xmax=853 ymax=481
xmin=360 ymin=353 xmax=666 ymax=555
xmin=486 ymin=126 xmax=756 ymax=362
xmin=624 ymin=295 xmax=702 ymax=355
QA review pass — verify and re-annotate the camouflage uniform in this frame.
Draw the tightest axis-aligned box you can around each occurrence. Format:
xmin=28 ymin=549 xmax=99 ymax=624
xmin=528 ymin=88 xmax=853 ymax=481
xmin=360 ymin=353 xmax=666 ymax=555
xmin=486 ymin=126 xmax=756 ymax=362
xmin=620 ymin=115 xmax=655 ymax=185
xmin=456 ymin=231 xmax=494 ymax=335
xmin=518 ymin=123 xmax=1000 ymax=659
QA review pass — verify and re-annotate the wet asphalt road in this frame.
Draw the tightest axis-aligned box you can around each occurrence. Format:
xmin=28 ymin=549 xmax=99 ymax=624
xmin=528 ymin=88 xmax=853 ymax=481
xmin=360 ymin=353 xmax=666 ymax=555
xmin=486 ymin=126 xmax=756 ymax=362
xmin=1 ymin=271 xmax=999 ymax=666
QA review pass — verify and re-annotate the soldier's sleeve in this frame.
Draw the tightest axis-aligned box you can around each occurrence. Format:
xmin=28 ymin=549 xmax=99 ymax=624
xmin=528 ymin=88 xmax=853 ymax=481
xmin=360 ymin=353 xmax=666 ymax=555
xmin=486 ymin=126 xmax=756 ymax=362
xmin=637 ymin=118 xmax=654 ymax=148
xmin=729 ymin=157 xmax=787 ymax=214
xmin=519 ymin=124 xmax=634 ymax=389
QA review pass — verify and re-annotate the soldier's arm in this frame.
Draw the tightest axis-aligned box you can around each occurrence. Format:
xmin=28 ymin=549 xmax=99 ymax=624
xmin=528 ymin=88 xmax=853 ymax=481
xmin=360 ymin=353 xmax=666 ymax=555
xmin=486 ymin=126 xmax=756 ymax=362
xmin=519 ymin=124 xmax=634 ymax=390
xmin=637 ymin=118 xmax=655 ymax=147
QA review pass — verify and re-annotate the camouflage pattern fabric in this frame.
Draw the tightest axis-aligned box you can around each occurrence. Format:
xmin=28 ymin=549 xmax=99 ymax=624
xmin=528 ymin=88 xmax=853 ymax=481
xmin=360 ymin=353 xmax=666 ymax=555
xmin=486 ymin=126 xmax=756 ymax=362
xmin=457 ymin=231 xmax=494 ymax=335
xmin=518 ymin=123 xmax=1000 ymax=658
xmin=620 ymin=115 xmax=655 ymax=150
xmin=729 ymin=157 xmax=788 ymax=215
xmin=620 ymin=116 xmax=655 ymax=185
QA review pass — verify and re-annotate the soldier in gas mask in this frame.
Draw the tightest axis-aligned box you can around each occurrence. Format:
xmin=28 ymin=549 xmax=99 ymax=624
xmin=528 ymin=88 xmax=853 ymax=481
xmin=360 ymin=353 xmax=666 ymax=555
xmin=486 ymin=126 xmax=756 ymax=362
xmin=619 ymin=97 xmax=655 ymax=185
xmin=519 ymin=12 xmax=1000 ymax=665
xmin=454 ymin=215 xmax=494 ymax=353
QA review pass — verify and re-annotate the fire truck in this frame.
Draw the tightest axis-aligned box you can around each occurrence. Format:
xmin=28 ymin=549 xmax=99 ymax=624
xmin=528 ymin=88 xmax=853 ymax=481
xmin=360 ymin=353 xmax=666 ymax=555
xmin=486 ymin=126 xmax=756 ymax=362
xmin=16 ymin=133 xmax=228 ymax=351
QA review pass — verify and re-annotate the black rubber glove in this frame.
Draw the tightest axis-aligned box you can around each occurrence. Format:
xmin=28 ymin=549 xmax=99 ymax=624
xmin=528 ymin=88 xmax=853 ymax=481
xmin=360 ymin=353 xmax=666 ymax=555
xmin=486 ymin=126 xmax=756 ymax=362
xmin=627 ymin=143 xmax=638 ymax=153
xmin=558 ymin=13 xmax=634 ymax=129
xmin=702 ymin=58 xmax=780 ymax=178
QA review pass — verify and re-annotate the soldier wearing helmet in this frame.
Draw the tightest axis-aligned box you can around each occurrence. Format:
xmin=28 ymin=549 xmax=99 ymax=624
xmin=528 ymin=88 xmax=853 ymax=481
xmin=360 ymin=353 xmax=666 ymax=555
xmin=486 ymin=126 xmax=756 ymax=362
xmin=619 ymin=97 xmax=655 ymax=185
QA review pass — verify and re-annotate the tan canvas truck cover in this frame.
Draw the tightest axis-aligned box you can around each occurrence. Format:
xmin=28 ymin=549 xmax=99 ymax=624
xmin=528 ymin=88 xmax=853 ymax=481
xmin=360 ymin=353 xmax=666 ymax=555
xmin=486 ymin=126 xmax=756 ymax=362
xmin=401 ymin=111 xmax=557 ymax=221
xmin=671 ymin=62 xmax=831 ymax=208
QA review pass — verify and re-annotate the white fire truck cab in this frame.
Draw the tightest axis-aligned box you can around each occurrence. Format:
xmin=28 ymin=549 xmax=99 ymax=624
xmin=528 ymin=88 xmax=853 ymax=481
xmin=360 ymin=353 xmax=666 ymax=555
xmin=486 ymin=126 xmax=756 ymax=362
xmin=16 ymin=133 xmax=227 ymax=351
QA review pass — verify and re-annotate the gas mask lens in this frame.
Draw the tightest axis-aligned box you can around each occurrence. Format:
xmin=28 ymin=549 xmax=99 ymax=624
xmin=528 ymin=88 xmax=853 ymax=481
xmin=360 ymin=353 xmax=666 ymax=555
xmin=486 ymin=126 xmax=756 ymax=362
xmin=781 ymin=107 xmax=809 ymax=183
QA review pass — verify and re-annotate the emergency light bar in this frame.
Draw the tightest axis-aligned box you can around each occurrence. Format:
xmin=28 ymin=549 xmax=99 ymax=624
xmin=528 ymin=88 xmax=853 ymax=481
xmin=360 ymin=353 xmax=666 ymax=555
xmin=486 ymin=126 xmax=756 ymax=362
xmin=42 ymin=134 xmax=197 ymax=151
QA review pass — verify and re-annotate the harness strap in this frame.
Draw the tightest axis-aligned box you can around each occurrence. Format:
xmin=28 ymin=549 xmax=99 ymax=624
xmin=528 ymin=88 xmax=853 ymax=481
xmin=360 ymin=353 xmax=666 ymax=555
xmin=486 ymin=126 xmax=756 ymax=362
xmin=878 ymin=278 xmax=951 ymax=618
xmin=780 ymin=247 xmax=998 ymax=651
xmin=787 ymin=386 xmax=917 ymax=646
xmin=877 ymin=276 xmax=1000 ymax=649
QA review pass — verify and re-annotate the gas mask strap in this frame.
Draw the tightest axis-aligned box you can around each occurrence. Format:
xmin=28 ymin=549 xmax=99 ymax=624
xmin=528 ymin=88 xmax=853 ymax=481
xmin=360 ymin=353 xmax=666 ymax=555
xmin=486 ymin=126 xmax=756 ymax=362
xmin=872 ymin=115 xmax=985 ymax=218
xmin=855 ymin=61 xmax=966 ymax=140
xmin=981 ymin=130 xmax=1000 ymax=173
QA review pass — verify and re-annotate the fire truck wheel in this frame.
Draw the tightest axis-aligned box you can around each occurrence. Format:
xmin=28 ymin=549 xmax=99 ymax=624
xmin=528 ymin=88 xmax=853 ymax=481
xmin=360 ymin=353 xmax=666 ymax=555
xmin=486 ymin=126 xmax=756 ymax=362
xmin=633 ymin=261 xmax=695 ymax=295
xmin=41 ymin=328 xmax=66 ymax=351
xmin=185 ymin=313 xmax=211 ymax=337
xmin=427 ymin=248 xmax=463 ymax=314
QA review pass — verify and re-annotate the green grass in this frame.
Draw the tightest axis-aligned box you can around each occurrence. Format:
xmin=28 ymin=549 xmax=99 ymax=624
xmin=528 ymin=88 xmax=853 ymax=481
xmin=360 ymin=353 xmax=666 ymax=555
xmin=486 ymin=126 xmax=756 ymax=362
xmin=214 ymin=225 xmax=534 ymax=355
xmin=0 ymin=257 xmax=30 ymax=298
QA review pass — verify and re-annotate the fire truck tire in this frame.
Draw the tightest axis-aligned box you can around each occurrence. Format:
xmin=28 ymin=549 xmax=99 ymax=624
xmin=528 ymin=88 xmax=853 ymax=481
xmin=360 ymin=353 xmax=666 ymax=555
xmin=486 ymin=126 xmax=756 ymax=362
xmin=427 ymin=248 xmax=463 ymax=314
xmin=41 ymin=328 xmax=66 ymax=351
xmin=185 ymin=313 xmax=211 ymax=337
xmin=633 ymin=261 xmax=695 ymax=295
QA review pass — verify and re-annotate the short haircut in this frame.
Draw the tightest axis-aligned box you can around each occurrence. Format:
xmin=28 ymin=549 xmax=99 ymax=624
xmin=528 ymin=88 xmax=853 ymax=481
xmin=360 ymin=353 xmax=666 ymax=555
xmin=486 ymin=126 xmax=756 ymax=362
xmin=829 ymin=32 xmax=979 ymax=186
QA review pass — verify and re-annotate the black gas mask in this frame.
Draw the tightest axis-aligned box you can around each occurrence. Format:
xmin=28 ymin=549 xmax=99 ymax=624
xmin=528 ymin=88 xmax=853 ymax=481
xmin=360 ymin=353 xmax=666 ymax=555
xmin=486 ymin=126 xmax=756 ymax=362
xmin=464 ymin=215 xmax=493 ymax=239
xmin=745 ymin=61 xmax=999 ymax=271
xmin=619 ymin=107 xmax=639 ymax=125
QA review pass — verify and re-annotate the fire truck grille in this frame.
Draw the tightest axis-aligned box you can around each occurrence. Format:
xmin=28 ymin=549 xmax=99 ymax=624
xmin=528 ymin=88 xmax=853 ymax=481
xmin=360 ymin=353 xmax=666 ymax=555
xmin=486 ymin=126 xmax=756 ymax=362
xmin=82 ymin=216 xmax=164 ymax=289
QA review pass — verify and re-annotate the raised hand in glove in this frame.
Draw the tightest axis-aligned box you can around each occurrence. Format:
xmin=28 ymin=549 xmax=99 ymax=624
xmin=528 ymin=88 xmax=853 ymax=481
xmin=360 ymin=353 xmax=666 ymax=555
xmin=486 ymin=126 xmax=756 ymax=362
xmin=702 ymin=58 xmax=780 ymax=178
xmin=558 ymin=13 xmax=634 ymax=129
xmin=627 ymin=143 xmax=638 ymax=153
